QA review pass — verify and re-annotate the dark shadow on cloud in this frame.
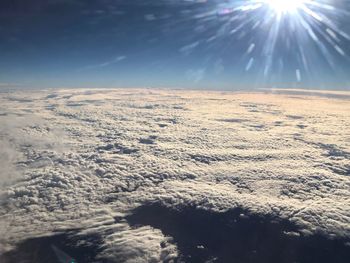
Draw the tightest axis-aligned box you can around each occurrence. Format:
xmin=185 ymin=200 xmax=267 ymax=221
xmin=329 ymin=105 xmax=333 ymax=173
xmin=0 ymin=230 xmax=104 ymax=263
xmin=317 ymin=143 xmax=350 ymax=159
xmin=126 ymin=203 xmax=350 ymax=263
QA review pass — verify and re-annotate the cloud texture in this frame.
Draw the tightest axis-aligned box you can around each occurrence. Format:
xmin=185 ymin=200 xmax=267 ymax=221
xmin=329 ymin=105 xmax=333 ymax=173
xmin=0 ymin=89 xmax=349 ymax=262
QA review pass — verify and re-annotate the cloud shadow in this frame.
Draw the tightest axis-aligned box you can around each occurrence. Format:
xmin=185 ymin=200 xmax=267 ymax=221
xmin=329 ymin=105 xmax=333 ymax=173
xmin=126 ymin=203 xmax=350 ymax=263
xmin=0 ymin=231 xmax=104 ymax=263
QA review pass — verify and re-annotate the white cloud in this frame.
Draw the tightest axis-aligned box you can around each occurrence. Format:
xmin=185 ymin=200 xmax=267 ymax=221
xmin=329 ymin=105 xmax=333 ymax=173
xmin=0 ymin=83 xmax=21 ymax=88
xmin=78 ymin=56 xmax=127 ymax=72
xmin=186 ymin=68 xmax=205 ymax=83
xmin=0 ymin=88 xmax=349 ymax=261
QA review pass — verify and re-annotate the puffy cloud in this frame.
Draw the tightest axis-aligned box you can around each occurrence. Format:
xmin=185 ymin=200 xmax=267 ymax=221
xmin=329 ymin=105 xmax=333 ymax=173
xmin=0 ymin=140 xmax=21 ymax=190
xmin=97 ymin=224 xmax=177 ymax=263
xmin=0 ymin=88 xmax=349 ymax=262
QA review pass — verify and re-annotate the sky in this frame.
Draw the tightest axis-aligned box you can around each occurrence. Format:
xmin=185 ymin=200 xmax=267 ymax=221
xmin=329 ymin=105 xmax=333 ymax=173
xmin=1 ymin=0 xmax=350 ymax=90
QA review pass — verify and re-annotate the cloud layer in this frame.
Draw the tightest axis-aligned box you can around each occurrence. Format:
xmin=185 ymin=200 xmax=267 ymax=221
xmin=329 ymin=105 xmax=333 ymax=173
xmin=0 ymin=89 xmax=349 ymax=262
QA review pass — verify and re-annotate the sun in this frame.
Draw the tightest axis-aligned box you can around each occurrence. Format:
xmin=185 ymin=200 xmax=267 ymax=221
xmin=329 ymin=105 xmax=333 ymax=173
xmin=263 ymin=0 xmax=305 ymax=14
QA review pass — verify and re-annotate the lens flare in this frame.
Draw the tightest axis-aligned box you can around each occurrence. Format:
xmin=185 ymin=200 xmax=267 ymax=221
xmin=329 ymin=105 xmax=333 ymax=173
xmin=264 ymin=0 xmax=305 ymax=14
xmin=172 ymin=0 xmax=350 ymax=85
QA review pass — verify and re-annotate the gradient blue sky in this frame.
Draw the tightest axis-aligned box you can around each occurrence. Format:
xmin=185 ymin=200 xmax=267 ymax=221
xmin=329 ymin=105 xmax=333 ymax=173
xmin=1 ymin=0 xmax=350 ymax=90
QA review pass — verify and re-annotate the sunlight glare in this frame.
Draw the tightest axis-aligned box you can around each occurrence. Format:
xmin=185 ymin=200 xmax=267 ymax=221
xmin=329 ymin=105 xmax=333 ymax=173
xmin=264 ymin=0 xmax=305 ymax=13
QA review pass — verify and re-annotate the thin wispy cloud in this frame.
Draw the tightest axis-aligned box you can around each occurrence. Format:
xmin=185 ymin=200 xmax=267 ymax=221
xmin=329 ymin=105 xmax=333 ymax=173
xmin=0 ymin=83 xmax=22 ymax=88
xmin=78 ymin=56 xmax=127 ymax=72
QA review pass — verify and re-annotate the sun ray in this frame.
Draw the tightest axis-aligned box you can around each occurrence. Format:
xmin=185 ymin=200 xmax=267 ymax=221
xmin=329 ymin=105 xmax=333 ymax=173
xmin=175 ymin=0 xmax=350 ymax=84
xmin=263 ymin=0 xmax=305 ymax=14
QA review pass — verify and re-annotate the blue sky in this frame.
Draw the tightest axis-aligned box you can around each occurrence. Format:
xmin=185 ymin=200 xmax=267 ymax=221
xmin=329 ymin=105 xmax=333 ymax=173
xmin=1 ymin=0 xmax=350 ymax=90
